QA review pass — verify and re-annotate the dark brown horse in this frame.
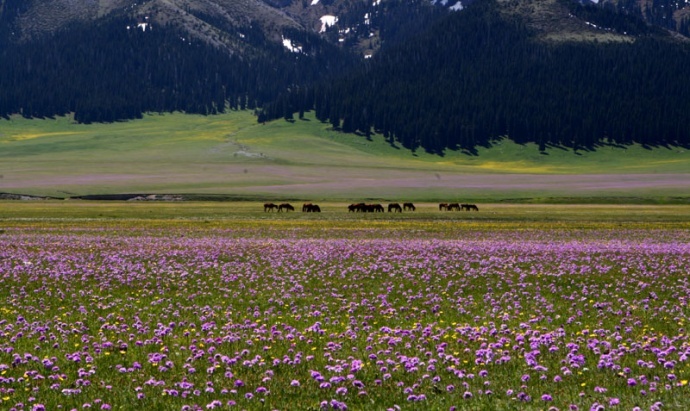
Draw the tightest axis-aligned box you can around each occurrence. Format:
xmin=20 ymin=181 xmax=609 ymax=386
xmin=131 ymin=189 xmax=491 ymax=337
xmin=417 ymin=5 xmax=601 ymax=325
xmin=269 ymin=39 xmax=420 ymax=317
xmin=439 ymin=203 xmax=448 ymax=211
xmin=264 ymin=202 xmax=278 ymax=212
xmin=348 ymin=203 xmax=366 ymax=212
xmin=303 ymin=203 xmax=321 ymax=212
xmin=388 ymin=203 xmax=402 ymax=213
xmin=349 ymin=203 xmax=384 ymax=212
xmin=461 ymin=204 xmax=479 ymax=211
xmin=447 ymin=203 xmax=461 ymax=211
xmin=403 ymin=202 xmax=416 ymax=211
xmin=278 ymin=203 xmax=294 ymax=212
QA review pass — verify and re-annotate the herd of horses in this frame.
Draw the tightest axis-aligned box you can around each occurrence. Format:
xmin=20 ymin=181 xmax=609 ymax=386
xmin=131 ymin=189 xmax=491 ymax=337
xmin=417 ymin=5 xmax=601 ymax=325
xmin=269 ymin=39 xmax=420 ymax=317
xmin=438 ymin=203 xmax=479 ymax=211
xmin=263 ymin=202 xmax=320 ymax=212
xmin=347 ymin=202 xmax=416 ymax=212
xmin=263 ymin=202 xmax=479 ymax=212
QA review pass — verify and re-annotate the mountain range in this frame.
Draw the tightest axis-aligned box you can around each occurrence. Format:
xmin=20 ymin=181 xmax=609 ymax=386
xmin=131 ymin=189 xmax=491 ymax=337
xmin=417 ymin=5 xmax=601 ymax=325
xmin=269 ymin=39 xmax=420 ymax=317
xmin=1 ymin=0 xmax=690 ymax=152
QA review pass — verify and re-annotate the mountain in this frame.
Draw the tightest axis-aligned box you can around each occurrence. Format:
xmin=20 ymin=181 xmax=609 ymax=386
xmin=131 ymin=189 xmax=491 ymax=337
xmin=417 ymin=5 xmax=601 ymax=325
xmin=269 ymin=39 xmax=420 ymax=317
xmin=260 ymin=0 xmax=690 ymax=152
xmin=0 ymin=0 xmax=443 ymax=55
xmin=0 ymin=0 xmax=454 ymax=122
xmin=599 ymin=0 xmax=690 ymax=36
xmin=1 ymin=0 xmax=690 ymax=151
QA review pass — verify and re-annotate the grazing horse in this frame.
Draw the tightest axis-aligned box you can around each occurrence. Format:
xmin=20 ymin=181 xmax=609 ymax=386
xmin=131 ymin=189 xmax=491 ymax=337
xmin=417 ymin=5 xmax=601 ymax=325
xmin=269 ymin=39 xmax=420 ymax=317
xmin=439 ymin=203 xmax=448 ymax=211
xmin=447 ymin=203 xmax=461 ymax=211
xmin=350 ymin=203 xmax=384 ymax=212
xmin=278 ymin=203 xmax=294 ymax=212
xmin=403 ymin=202 xmax=416 ymax=211
xmin=303 ymin=203 xmax=321 ymax=212
xmin=465 ymin=204 xmax=479 ymax=211
xmin=264 ymin=202 xmax=278 ymax=212
xmin=349 ymin=203 xmax=366 ymax=212
xmin=388 ymin=203 xmax=402 ymax=213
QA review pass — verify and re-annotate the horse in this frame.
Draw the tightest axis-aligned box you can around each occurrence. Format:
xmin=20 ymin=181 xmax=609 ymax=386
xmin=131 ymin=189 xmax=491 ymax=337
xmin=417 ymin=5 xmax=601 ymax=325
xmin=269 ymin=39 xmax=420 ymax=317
xmin=349 ymin=203 xmax=365 ymax=212
xmin=403 ymin=202 xmax=416 ymax=211
xmin=303 ymin=203 xmax=321 ymax=212
xmin=373 ymin=204 xmax=384 ymax=212
xmin=439 ymin=203 xmax=448 ymax=211
xmin=467 ymin=204 xmax=479 ymax=211
xmin=278 ymin=203 xmax=294 ymax=212
xmin=447 ymin=203 xmax=461 ymax=211
xmin=264 ymin=202 xmax=278 ymax=212
xmin=388 ymin=203 xmax=402 ymax=213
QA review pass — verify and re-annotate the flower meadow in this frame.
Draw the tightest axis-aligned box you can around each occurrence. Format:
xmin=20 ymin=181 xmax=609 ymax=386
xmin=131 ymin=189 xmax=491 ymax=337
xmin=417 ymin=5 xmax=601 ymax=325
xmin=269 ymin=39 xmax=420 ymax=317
xmin=1 ymin=218 xmax=690 ymax=411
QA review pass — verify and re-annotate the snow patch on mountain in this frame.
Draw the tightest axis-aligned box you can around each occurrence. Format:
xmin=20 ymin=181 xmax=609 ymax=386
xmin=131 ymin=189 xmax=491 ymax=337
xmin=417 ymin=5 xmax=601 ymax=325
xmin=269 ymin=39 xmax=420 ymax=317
xmin=430 ymin=0 xmax=466 ymax=10
xmin=126 ymin=18 xmax=152 ymax=32
xmin=282 ymin=36 xmax=303 ymax=53
xmin=320 ymin=15 xmax=338 ymax=33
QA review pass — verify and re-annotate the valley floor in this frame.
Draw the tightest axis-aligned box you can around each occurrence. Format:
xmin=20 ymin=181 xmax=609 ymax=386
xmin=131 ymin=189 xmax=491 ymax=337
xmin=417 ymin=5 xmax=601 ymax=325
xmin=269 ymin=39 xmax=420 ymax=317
xmin=0 ymin=204 xmax=689 ymax=410
xmin=1 ymin=111 xmax=689 ymax=202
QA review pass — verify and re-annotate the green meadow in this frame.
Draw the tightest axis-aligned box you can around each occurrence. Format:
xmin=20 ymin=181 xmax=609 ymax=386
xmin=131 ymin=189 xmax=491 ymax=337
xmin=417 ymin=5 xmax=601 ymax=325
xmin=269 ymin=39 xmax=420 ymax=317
xmin=1 ymin=203 xmax=690 ymax=410
xmin=1 ymin=111 xmax=689 ymax=202
xmin=2 ymin=202 xmax=690 ymax=229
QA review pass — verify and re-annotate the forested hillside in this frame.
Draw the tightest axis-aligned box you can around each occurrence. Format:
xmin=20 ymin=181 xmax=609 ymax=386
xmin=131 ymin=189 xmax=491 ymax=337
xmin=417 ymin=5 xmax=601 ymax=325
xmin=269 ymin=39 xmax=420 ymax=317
xmin=0 ymin=14 xmax=356 ymax=123
xmin=260 ymin=0 xmax=690 ymax=153
xmin=2 ymin=0 xmax=690 ymax=153
xmin=0 ymin=0 xmax=446 ymax=124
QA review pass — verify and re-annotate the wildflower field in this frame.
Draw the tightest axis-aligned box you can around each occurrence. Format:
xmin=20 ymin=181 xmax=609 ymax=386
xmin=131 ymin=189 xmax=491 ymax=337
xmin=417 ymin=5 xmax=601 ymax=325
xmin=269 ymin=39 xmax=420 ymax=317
xmin=1 ymin=203 xmax=690 ymax=411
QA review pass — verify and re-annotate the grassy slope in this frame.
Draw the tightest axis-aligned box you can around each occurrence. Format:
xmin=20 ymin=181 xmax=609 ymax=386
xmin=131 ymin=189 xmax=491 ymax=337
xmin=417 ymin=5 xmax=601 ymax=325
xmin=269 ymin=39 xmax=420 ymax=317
xmin=1 ymin=111 xmax=689 ymax=201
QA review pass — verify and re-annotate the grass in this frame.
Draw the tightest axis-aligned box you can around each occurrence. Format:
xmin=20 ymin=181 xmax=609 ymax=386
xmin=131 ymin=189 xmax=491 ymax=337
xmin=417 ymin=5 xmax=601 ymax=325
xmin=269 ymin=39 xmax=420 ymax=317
xmin=1 ymin=205 xmax=689 ymax=410
xmin=1 ymin=111 xmax=689 ymax=201
xmin=1 ymin=202 xmax=690 ymax=229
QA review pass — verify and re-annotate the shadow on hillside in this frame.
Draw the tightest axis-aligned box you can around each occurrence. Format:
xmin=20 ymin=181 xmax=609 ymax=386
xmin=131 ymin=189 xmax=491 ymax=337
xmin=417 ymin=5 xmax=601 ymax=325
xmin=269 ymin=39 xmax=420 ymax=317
xmin=431 ymin=140 xmax=496 ymax=157
xmin=639 ymin=142 xmax=689 ymax=150
xmin=536 ymin=140 xmax=688 ymax=155
xmin=321 ymin=121 xmax=690 ymax=156
xmin=437 ymin=138 xmax=690 ymax=157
